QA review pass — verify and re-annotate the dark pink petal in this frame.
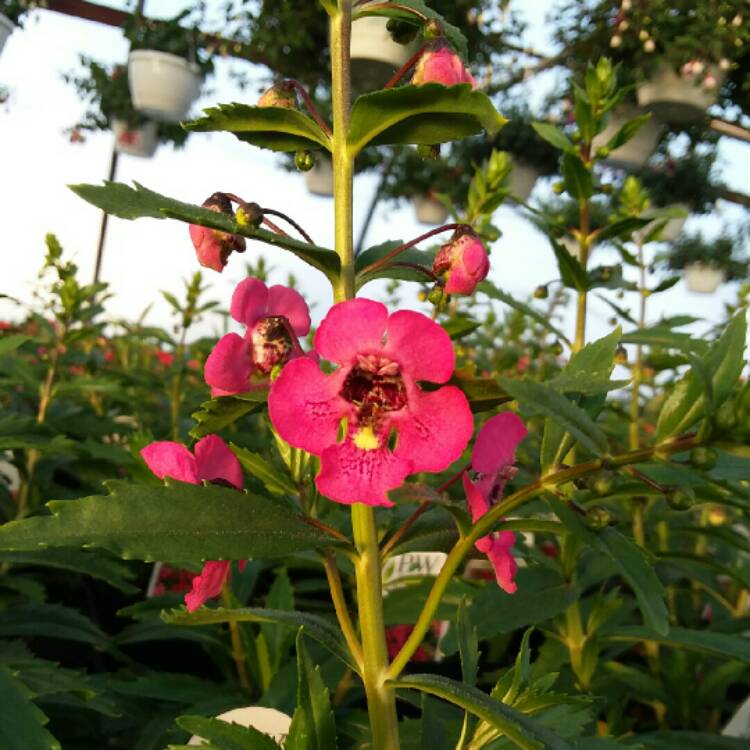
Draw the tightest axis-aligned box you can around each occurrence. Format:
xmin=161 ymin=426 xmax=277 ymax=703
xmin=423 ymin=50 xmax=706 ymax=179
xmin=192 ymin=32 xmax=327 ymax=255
xmin=230 ymin=278 xmax=269 ymax=326
xmin=204 ymin=333 xmax=252 ymax=395
xmin=392 ymin=386 xmax=473 ymax=473
xmin=314 ymin=298 xmax=388 ymax=365
xmin=184 ymin=560 xmax=231 ymax=611
xmin=141 ymin=442 xmax=199 ymax=484
xmin=194 ymin=435 xmax=243 ymax=489
xmin=315 ymin=439 xmax=412 ymax=506
xmin=189 ymin=225 xmax=228 ymax=273
xmin=412 ymin=46 xmax=476 ymax=88
xmin=472 ymin=412 xmax=528 ymax=475
xmin=483 ymin=532 xmax=518 ymax=594
xmin=384 ymin=310 xmax=454 ymax=384
xmin=463 ymin=472 xmax=489 ymax=523
xmin=268 ymin=356 xmax=348 ymax=455
xmin=267 ymin=285 xmax=311 ymax=336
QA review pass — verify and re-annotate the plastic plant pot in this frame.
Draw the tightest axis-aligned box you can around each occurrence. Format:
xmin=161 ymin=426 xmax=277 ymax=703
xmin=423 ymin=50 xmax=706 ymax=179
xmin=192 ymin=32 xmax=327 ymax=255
xmin=594 ymin=106 xmax=663 ymax=168
xmin=128 ymin=50 xmax=202 ymax=123
xmin=305 ymin=158 xmax=334 ymax=197
xmin=112 ymin=119 xmax=159 ymax=158
xmin=684 ymin=263 xmax=725 ymax=294
xmin=509 ymin=159 xmax=540 ymax=202
xmin=188 ymin=707 xmax=292 ymax=745
xmin=0 ymin=13 xmax=13 ymax=56
xmin=413 ymin=195 xmax=449 ymax=225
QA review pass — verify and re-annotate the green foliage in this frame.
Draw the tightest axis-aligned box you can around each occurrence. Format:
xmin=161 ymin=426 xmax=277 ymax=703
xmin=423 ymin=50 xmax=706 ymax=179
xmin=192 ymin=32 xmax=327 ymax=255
xmin=661 ymin=231 xmax=749 ymax=279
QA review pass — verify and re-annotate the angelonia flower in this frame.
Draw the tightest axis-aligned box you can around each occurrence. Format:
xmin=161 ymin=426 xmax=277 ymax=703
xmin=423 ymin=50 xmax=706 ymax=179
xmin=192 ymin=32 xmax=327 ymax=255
xmin=204 ymin=278 xmax=311 ymax=396
xmin=269 ymin=298 xmax=474 ymax=506
xmin=462 ymin=412 xmax=528 ymax=594
xmin=432 ymin=227 xmax=490 ymax=295
xmin=140 ymin=435 xmax=244 ymax=611
xmin=411 ymin=40 xmax=476 ymax=88
xmin=257 ymin=80 xmax=298 ymax=109
xmin=189 ymin=193 xmax=246 ymax=273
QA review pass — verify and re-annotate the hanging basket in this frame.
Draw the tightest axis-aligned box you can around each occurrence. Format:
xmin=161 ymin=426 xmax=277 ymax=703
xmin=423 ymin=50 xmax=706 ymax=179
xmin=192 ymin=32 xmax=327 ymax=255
xmin=304 ymin=158 xmax=334 ymax=197
xmin=594 ymin=106 xmax=663 ymax=168
xmin=636 ymin=64 xmax=723 ymax=124
xmin=0 ymin=13 xmax=14 ymax=56
xmin=127 ymin=50 xmax=202 ymax=123
xmin=112 ymin=119 xmax=159 ymax=158
xmin=350 ymin=15 xmax=418 ymax=91
xmin=413 ymin=195 xmax=449 ymax=225
xmin=684 ymin=263 xmax=725 ymax=294
xmin=509 ymin=160 xmax=540 ymax=202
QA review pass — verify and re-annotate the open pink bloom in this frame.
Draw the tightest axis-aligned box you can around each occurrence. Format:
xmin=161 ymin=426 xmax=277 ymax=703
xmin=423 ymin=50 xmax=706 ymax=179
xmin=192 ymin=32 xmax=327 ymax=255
xmin=433 ymin=228 xmax=490 ymax=295
xmin=204 ymin=278 xmax=311 ymax=396
xmin=269 ymin=298 xmax=473 ymax=507
xmin=412 ymin=41 xmax=476 ymax=88
xmin=140 ymin=435 xmax=243 ymax=611
xmin=189 ymin=193 xmax=246 ymax=273
xmin=462 ymin=412 xmax=528 ymax=594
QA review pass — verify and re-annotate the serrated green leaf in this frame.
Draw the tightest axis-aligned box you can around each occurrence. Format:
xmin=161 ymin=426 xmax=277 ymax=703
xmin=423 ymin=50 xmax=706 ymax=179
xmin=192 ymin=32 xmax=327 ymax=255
xmin=0 ymin=480 xmax=331 ymax=562
xmin=0 ymin=666 xmax=60 ymax=750
xmin=601 ymin=625 xmax=750 ymax=663
xmin=392 ymin=673 xmax=574 ymax=750
xmin=620 ymin=327 xmax=703 ymax=352
xmin=70 ymin=182 xmax=340 ymax=280
xmin=177 ymin=715 xmax=280 ymax=750
xmin=190 ymin=392 xmax=268 ymax=439
xmin=530 ymin=122 xmax=574 ymax=153
xmin=445 ymin=374 xmax=511 ymax=413
xmin=551 ymin=499 xmax=669 ymax=635
xmin=656 ymin=311 xmax=747 ymax=440
xmin=499 ymin=377 xmax=609 ymax=456
xmin=294 ymin=630 xmax=337 ymax=750
xmin=0 ymin=548 xmax=137 ymax=593
xmin=347 ymin=84 xmax=505 ymax=154
xmin=230 ymin=444 xmax=296 ymax=496
xmin=185 ymin=103 xmax=331 ymax=152
xmin=163 ymin=606 xmax=355 ymax=671
xmin=478 ymin=282 xmax=571 ymax=345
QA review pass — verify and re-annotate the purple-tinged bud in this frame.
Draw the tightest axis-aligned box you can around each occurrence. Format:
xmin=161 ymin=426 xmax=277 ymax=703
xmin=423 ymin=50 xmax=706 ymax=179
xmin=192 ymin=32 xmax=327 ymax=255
xmin=189 ymin=192 xmax=246 ymax=273
xmin=432 ymin=228 xmax=489 ymax=295
xmin=257 ymin=81 xmax=298 ymax=109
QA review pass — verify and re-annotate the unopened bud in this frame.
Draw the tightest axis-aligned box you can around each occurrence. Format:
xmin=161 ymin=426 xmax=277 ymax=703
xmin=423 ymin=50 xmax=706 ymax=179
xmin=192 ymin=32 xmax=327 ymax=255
xmin=423 ymin=19 xmax=443 ymax=39
xmin=588 ymin=471 xmax=614 ymax=497
xmin=690 ymin=446 xmax=718 ymax=471
xmin=553 ymin=181 xmax=565 ymax=194
xmin=596 ymin=146 xmax=611 ymax=159
xmin=614 ymin=345 xmax=627 ymax=364
xmin=550 ymin=340 xmax=563 ymax=356
xmin=534 ymin=284 xmax=549 ymax=299
xmin=257 ymin=80 xmax=298 ymax=109
xmin=714 ymin=400 xmax=737 ymax=431
xmin=236 ymin=202 xmax=263 ymax=229
xmin=586 ymin=505 xmax=611 ymax=530
xmin=427 ymin=284 xmax=446 ymax=306
xmin=667 ymin=487 xmax=694 ymax=511
xmin=432 ymin=228 xmax=489 ymax=296
xmin=295 ymin=150 xmax=314 ymax=172
xmin=417 ymin=143 xmax=441 ymax=160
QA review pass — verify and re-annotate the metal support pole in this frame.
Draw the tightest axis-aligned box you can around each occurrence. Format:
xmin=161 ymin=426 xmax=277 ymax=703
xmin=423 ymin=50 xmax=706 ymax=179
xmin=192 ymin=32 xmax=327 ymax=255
xmin=92 ymin=147 xmax=119 ymax=283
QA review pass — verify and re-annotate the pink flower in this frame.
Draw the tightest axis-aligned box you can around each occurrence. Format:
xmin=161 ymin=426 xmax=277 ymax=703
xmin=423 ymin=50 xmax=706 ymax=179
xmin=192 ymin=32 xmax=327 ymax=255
xmin=204 ymin=278 xmax=311 ymax=396
xmin=140 ymin=435 xmax=244 ymax=611
xmin=462 ymin=412 xmax=528 ymax=594
xmin=433 ymin=228 xmax=490 ymax=295
xmin=411 ymin=41 xmax=476 ymax=88
xmin=189 ymin=193 xmax=246 ymax=273
xmin=268 ymin=298 xmax=473 ymax=507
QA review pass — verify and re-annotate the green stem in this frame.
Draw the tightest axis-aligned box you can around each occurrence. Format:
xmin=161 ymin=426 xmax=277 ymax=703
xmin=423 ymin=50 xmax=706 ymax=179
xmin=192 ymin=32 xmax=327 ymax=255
xmin=331 ymin=5 xmax=400 ymax=747
xmin=386 ymin=434 xmax=700 ymax=677
xmin=573 ymin=198 xmax=590 ymax=353
xmin=321 ymin=552 xmax=365 ymax=669
xmin=352 ymin=504 xmax=401 ymax=750
xmin=221 ymin=584 xmax=251 ymax=692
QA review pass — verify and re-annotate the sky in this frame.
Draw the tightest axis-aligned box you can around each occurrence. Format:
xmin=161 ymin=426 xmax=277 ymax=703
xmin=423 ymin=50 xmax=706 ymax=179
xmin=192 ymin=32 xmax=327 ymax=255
xmin=0 ymin=1 xmax=748 ymax=347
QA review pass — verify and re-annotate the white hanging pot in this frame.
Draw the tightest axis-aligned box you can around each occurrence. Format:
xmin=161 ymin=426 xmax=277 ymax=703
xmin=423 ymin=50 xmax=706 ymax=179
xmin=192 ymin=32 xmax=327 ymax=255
xmin=304 ymin=158 xmax=334 ymax=196
xmin=685 ymin=263 xmax=725 ymax=294
xmin=350 ymin=15 xmax=419 ymax=90
xmin=509 ymin=160 xmax=540 ymax=202
xmin=413 ymin=195 xmax=449 ymax=225
xmin=0 ymin=13 xmax=14 ymax=56
xmin=594 ymin=105 xmax=663 ymax=168
xmin=112 ymin=119 xmax=158 ymax=158
xmin=637 ymin=203 xmax=690 ymax=243
xmin=188 ymin=707 xmax=292 ymax=746
xmin=127 ymin=50 xmax=202 ymax=123
xmin=636 ymin=63 xmax=724 ymax=124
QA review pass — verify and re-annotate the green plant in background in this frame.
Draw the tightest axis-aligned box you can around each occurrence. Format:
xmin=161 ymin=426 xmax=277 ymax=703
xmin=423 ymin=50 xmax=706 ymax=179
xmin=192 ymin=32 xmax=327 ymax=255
xmin=64 ymin=57 xmax=190 ymax=147
xmin=661 ymin=229 xmax=750 ymax=280
xmin=0 ymin=0 xmax=35 ymax=26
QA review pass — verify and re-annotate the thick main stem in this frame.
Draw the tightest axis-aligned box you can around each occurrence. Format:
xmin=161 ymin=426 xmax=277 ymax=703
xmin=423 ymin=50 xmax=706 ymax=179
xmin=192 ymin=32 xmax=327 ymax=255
xmin=331 ymin=5 xmax=400 ymax=748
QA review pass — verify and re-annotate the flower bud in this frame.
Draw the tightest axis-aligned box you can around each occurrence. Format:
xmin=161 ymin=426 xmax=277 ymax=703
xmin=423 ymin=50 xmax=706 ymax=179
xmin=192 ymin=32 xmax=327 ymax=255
xmin=257 ymin=81 xmax=298 ymax=109
xmin=236 ymin=201 xmax=263 ymax=229
xmin=614 ymin=345 xmax=628 ymax=364
xmin=550 ymin=340 xmax=564 ymax=356
xmin=295 ymin=150 xmax=314 ymax=172
xmin=423 ymin=19 xmax=443 ymax=39
xmin=690 ymin=446 xmax=718 ymax=471
xmin=427 ymin=284 xmax=446 ymax=306
xmin=667 ymin=487 xmax=694 ymax=511
xmin=432 ymin=228 xmax=489 ymax=295
xmin=411 ymin=40 xmax=476 ymax=88
xmin=588 ymin=471 xmax=614 ymax=497
xmin=189 ymin=193 xmax=246 ymax=273
xmin=533 ymin=284 xmax=549 ymax=299
xmin=714 ymin=400 xmax=737 ymax=432
xmin=585 ymin=505 xmax=611 ymax=530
